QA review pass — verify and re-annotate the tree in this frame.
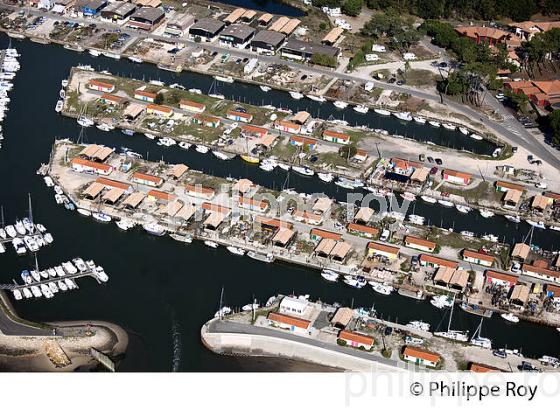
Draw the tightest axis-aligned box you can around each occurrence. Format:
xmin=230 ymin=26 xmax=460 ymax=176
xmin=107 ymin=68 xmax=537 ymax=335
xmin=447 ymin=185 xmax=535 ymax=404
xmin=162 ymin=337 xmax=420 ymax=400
xmin=548 ymin=110 xmax=560 ymax=146
xmin=342 ymin=0 xmax=363 ymax=16
xmin=339 ymin=144 xmax=358 ymax=159
xmin=154 ymin=92 xmax=164 ymax=105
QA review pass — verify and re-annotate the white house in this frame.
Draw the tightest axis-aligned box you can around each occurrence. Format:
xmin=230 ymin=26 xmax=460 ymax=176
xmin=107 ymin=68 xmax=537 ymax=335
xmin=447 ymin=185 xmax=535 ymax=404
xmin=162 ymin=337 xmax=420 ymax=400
xmin=279 ymin=296 xmax=308 ymax=316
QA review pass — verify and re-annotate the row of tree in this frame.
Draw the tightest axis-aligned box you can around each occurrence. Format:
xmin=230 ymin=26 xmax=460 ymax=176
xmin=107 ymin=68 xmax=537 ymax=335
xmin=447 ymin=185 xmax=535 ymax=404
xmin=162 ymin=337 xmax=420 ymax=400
xmin=311 ymin=0 xmax=364 ymax=16
xmin=365 ymin=0 xmax=550 ymax=22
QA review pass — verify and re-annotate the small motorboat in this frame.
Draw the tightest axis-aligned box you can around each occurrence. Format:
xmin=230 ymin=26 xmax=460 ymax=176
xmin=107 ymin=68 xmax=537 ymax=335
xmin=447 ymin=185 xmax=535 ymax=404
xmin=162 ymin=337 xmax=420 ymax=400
xmin=204 ymin=240 xmax=219 ymax=249
xmin=413 ymin=116 xmax=426 ymax=124
xmin=501 ymin=313 xmax=519 ymax=323
xmin=317 ymin=172 xmax=334 ymax=183
xmin=354 ymin=105 xmax=369 ymax=114
xmin=226 ymin=246 xmax=245 ymax=256
xmin=306 ymin=94 xmax=326 ymax=103
xmin=92 ymin=212 xmax=111 ymax=223
xmin=343 ymin=275 xmax=367 ymax=289
xmin=505 ymin=214 xmax=521 ymax=223
xmin=421 ymin=195 xmax=437 ymax=204
xmin=428 ymin=120 xmax=441 ymax=127
xmin=438 ymin=199 xmax=454 ymax=207
xmin=320 ymin=269 xmax=339 ymax=282
xmin=442 ymin=123 xmax=456 ymax=130
xmin=479 ymin=209 xmax=494 ymax=218
xmin=470 ymin=133 xmax=483 ymax=140
xmin=242 ymin=303 xmax=260 ymax=312
xmin=178 ymin=141 xmax=191 ymax=150
xmin=260 ymin=85 xmax=271 ymax=92
xmin=455 ymin=204 xmax=472 ymax=214
xmin=369 ymin=281 xmax=394 ymax=295
xmin=333 ymin=100 xmax=348 ymax=109
xmin=289 ymin=91 xmax=304 ymax=100
xmin=195 ymin=145 xmax=209 ymax=154
xmin=373 ymin=108 xmax=391 ymax=116
xmin=458 ymin=126 xmax=469 ymax=135
xmin=292 ymin=166 xmax=314 ymax=176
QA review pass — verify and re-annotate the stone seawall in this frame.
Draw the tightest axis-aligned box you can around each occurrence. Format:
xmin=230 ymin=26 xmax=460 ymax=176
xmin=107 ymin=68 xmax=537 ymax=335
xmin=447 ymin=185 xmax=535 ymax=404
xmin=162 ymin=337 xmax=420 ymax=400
xmin=201 ymin=323 xmax=406 ymax=373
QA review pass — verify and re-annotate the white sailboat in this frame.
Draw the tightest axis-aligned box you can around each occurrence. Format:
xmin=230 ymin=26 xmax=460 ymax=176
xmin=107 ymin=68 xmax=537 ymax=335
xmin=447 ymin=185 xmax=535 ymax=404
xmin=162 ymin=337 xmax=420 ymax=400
xmin=470 ymin=318 xmax=492 ymax=349
xmin=373 ymin=108 xmax=391 ymax=116
xmin=434 ymin=295 xmax=469 ymax=342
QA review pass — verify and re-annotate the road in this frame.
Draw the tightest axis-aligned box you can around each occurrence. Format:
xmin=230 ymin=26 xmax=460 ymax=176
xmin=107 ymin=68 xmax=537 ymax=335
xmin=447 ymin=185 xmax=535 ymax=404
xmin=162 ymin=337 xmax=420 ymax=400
xmin=0 ymin=290 xmax=51 ymax=336
xmin=207 ymin=318 xmax=405 ymax=370
xmin=6 ymin=3 xmax=560 ymax=171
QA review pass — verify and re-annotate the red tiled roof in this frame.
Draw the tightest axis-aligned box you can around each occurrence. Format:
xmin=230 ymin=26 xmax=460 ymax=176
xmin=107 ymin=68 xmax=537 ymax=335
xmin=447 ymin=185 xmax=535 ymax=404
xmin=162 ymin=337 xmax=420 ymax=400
xmin=132 ymin=172 xmax=163 ymax=185
xmin=485 ymin=270 xmax=518 ymax=284
xmin=404 ymin=236 xmax=436 ymax=248
xmin=419 ymin=254 xmax=458 ymax=268
xmin=463 ymin=249 xmax=494 ymax=263
xmin=310 ymin=228 xmax=342 ymax=241
xmin=368 ymin=242 xmax=400 ymax=255
xmin=339 ymin=330 xmax=374 ymax=345
xmin=403 ymin=346 xmax=440 ymax=362
xmin=71 ymin=157 xmax=112 ymax=172
xmin=267 ymin=311 xmax=310 ymax=329
xmin=347 ymin=223 xmax=379 ymax=236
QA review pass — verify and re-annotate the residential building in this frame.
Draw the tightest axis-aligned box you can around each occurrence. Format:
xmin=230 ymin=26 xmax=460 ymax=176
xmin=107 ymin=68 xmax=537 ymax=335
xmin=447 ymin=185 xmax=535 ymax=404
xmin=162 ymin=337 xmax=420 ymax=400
xmin=134 ymin=90 xmax=157 ymax=103
xmin=71 ymin=157 xmax=112 ymax=175
xmin=88 ymin=79 xmax=114 ymax=93
xmin=146 ymin=104 xmax=173 ymax=118
xmin=403 ymin=346 xmax=441 ymax=367
xmin=462 ymin=249 xmax=494 ymax=267
xmin=455 ymin=26 xmax=510 ymax=46
xmin=241 ymin=125 xmax=268 ymax=139
xmin=226 ymin=110 xmax=253 ymax=123
xmin=131 ymin=172 xmax=163 ymax=187
xmin=338 ymin=330 xmax=374 ymax=349
xmin=347 ymin=223 xmax=379 ymax=239
xmin=484 ymin=270 xmax=518 ymax=290
xmin=522 ymin=264 xmax=560 ymax=284
xmin=267 ymin=311 xmax=310 ymax=334
xmin=505 ymin=79 xmax=560 ymax=107
xmin=279 ymin=296 xmax=308 ymax=316
xmin=322 ymin=129 xmax=350 ymax=145
xmin=419 ymin=254 xmax=459 ymax=269
xmin=367 ymin=242 xmax=400 ymax=260
xmin=179 ymin=100 xmax=206 ymax=113
xmin=511 ymin=243 xmax=530 ymax=260
xmin=289 ymin=135 xmax=317 ymax=150
xmin=185 ymin=184 xmax=215 ymax=200
xmin=275 ymin=120 xmax=301 ymax=134
xmin=238 ymin=196 xmax=269 ymax=213
xmin=309 ymin=228 xmax=341 ymax=242
xmin=404 ymin=236 xmax=436 ymax=253
xmin=192 ymin=114 xmax=220 ymax=128
xmin=442 ymin=169 xmax=472 ymax=185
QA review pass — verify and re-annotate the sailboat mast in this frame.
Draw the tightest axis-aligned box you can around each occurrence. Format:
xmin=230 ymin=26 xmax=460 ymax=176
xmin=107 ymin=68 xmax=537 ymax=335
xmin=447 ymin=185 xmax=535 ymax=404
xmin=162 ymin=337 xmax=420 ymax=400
xmin=28 ymin=193 xmax=33 ymax=224
xmin=447 ymin=294 xmax=455 ymax=332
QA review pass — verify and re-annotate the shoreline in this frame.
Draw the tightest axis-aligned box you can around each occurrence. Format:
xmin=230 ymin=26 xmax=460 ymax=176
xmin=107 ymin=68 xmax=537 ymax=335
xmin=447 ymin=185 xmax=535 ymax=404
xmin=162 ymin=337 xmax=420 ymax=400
xmin=0 ymin=290 xmax=128 ymax=371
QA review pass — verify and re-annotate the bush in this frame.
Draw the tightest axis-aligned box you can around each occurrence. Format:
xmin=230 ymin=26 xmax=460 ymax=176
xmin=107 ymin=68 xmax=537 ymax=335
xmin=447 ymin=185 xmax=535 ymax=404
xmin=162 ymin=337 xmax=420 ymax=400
xmin=154 ymin=93 xmax=164 ymax=105
xmin=342 ymin=0 xmax=363 ymax=16
xmin=337 ymin=339 xmax=347 ymax=346
xmin=310 ymin=53 xmax=338 ymax=68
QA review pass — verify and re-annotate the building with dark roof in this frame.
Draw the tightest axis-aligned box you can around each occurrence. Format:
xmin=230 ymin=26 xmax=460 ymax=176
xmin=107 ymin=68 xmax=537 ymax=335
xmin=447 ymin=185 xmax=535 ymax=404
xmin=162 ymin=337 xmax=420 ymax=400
xmin=250 ymin=30 xmax=286 ymax=55
xmin=281 ymin=39 xmax=339 ymax=61
xmin=127 ymin=7 xmax=165 ymax=31
xmin=219 ymin=24 xmax=256 ymax=48
xmin=100 ymin=1 xmax=135 ymax=21
xmin=189 ymin=18 xmax=225 ymax=42
xmin=164 ymin=13 xmax=194 ymax=37
xmin=75 ymin=0 xmax=107 ymax=15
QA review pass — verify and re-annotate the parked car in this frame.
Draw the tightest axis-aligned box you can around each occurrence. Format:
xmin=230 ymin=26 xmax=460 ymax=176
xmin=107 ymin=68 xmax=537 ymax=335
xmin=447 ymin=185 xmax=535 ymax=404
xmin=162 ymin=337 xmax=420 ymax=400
xmin=380 ymin=229 xmax=390 ymax=241
xmin=419 ymin=154 xmax=426 ymax=162
xmin=427 ymin=156 xmax=434 ymax=163
xmin=430 ymin=166 xmax=438 ymax=175
xmin=384 ymin=326 xmax=393 ymax=336
xmin=536 ymin=182 xmax=547 ymax=189
xmin=435 ymin=158 xmax=443 ymax=165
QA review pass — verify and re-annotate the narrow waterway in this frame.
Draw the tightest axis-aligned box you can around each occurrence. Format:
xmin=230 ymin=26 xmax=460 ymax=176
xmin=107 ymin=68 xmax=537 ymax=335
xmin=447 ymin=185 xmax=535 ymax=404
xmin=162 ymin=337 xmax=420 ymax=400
xmin=0 ymin=38 xmax=558 ymax=371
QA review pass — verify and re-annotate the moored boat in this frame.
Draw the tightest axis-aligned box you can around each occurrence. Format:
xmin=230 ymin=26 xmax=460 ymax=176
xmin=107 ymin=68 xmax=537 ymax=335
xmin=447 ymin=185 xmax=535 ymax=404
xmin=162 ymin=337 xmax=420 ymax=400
xmin=501 ymin=313 xmax=519 ymax=323
xmin=320 ymin=269 xmax=339 ymax=282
